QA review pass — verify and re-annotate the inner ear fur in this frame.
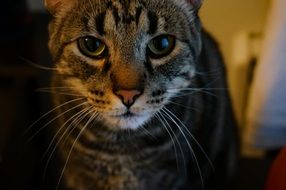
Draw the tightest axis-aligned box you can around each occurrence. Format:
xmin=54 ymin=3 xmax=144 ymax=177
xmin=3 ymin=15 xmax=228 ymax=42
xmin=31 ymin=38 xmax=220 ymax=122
xmin=45 ymin=0 xmax=75 ymax=16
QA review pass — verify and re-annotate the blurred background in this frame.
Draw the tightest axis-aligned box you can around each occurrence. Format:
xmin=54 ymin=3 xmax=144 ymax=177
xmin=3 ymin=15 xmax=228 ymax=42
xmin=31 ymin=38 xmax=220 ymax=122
xmin=1 ymin=0 xmax=285 ymax=189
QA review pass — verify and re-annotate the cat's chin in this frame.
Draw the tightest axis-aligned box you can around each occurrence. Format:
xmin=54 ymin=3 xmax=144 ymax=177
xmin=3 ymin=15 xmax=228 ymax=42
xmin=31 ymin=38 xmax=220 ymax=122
xmin=101 ymin=113 xmax=151 ymax=130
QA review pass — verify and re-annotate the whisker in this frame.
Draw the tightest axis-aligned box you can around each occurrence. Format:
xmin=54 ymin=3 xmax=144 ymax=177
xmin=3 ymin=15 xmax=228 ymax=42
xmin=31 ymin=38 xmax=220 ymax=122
xmin=43 ymin=106 xmax=94 ymax=179
xmin=56 ymin=111 xmax=98 ymax=190
xmin=160 ymin=108 xmax=204 ymax=190
xmin=167 ymin=76 xmax=227 ymax=99
xmin=195 ymin=67 xmax=223 ymax=76
xmin=167 ymin=100 xmax=200 ymax=112
xmin=163 ymin=107 xmax=214 ymax=171
xmin=20 ymin=57 xmax=58 ymax=71
xmin=26 ymin=101 xmax=88 ymax=143
xmin=155 ymin=112 xmax=186 ymax=174
xmin=167 ymin=91 xmax=197 ymax=98
xmin=154 ymin=113 xmax=178 ymax=165
xmin=138 ymin=126 xmax=157 ymax=140
xmin=158 ymin=111 xmax=187 ymax=169
xmin=168 ymin=89 xmax=218 ymax=98
xmin=203 ymin=77 xmax=221 ymax=88
xmin=168 ymin=87 xmax=227 ymax=91
xmin=24 ymin=98 xmax=85 ymax=136
xmin=38 ymin=87 xmax=79 ymax=90
xmin=42 ymin=106 xmax=91 ymax=161
xmin=59 ymin=107 xmax=95 ymax=150
xmin=36 ymin=89 xmax=84 ymax=97
xmin=36 ymin=86 xmax=83 ymax=97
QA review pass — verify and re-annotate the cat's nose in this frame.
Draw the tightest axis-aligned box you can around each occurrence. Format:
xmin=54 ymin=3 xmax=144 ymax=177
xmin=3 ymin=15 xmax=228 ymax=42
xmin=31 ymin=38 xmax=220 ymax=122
xmin=115 ymin=90 xmax=142 ymax=108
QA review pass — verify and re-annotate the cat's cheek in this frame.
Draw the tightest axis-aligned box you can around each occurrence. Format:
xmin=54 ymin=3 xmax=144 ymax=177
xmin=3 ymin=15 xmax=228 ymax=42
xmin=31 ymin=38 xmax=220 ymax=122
xmin=170 ymin=77 xmax=190 ymax=89
xmin=64 ymin=78 xmax=89 ymax=96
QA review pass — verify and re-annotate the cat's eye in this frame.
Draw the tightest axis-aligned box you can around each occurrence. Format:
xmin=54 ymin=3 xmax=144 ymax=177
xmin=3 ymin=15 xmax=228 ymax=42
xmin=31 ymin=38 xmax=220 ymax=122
xmin=147 ymin=35 xmax=176 ymax=59
xmin=77 ymin=36 xmax=107 ymax=58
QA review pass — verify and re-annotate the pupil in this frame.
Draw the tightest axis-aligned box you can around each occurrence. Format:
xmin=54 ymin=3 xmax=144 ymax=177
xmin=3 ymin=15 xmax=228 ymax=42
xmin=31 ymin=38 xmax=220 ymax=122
xmin=155 ymin=37 xmax=169 ymax=51
xmin=85 ymin=38 xmax=100 ymax=51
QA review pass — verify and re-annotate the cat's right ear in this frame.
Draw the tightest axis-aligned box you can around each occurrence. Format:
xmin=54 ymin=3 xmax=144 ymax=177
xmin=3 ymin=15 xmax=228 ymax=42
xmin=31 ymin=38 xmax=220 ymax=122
xmin=44 ymin=0 xmax=74 ymax=16
xmin=186 ymin=0 xmax=203 ymax=10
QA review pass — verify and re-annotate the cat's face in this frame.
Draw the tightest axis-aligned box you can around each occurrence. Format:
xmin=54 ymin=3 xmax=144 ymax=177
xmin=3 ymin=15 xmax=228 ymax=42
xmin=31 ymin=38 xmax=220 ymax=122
xmin=47 ymin=0 xmax=202 ymax=130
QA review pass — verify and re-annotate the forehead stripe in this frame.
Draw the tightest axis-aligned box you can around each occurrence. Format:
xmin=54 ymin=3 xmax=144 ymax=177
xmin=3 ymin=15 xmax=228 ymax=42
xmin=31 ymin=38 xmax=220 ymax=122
xmin=111 ymin=6 xmax=120 ymax=26
xmin=95 ymin=11 xmax=106 ymax=35
xmin=135 ymin=7 xmax=142 ymax=25
xmin=147 ymin=11 xmax=158 ymax=35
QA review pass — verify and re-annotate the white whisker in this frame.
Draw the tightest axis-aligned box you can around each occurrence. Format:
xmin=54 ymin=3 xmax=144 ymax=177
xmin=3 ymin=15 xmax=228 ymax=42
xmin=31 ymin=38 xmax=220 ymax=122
xmin=167 ymin=100 xmax=200 ymax=112
xmin=168 ymin=89 xmax=218 ymax=98
xmin=154 ymin=113 xmax=179 ymax=165
xmin=138 ymin=126 xmax=157 ymax=140
xmin=27 ymin=101 xmax=88 ymax=143
xmin=38 ymin=87 xmax=79 ymax=90
xmin=43 ymin=106 xmax=94 ymax=179
xmin=56 ymin=111 xmax=98 ymax=190
xmin=24 ymin=98 xmax=85 ymax=136
xmin=36 ymin=89 xmax=84 ymax=97
xmin=195 ymin=68 xmax=222 ymax=76
xmin=61 ymin=107 xmax=95 ymax=147
xmin=160 ymin=108 xmax=205 ymax=189
xmin=20 ymin=57 xmax=58 ymax=71
xmin=163 ymin=107 xmax=214 ymax=171
xmin=156 ymin=112 xmax=187 ymax=174
xmin=42 ymin=106 xmax=91 ymax=161
xmin=168 ymin=87 xmax=227 ymax=91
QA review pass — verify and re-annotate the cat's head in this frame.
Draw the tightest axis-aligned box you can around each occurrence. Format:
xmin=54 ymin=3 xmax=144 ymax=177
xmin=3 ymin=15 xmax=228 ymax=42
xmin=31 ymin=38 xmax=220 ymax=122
xmin=45 ymin=0 xmax=203 ymax=130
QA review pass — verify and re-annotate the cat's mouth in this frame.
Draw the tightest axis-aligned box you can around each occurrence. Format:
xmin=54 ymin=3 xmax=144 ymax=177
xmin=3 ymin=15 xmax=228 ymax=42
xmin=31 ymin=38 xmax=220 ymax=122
xmin=102 ymin=110 xmax=152 ymax=130
xmin=115 ymin=111 xmax=136 ymax=118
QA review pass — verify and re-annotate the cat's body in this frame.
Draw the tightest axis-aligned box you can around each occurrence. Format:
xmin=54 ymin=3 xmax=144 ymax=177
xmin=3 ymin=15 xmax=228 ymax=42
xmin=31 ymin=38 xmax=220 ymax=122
xmin=46 ymin=0 xmax=238 ymax=189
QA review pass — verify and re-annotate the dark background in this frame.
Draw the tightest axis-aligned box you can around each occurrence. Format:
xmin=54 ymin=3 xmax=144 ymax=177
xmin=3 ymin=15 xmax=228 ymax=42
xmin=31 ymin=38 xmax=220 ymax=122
xmin=0 ymin=1 xmax=58 ymax=189
xmin=0 ymin=1 xmax=275 ymax=190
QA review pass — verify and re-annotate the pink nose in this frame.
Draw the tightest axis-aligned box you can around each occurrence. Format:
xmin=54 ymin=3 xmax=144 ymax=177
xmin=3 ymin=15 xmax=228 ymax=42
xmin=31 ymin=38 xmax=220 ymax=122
xmin=115 ymin=90 xmax=142 ymax=107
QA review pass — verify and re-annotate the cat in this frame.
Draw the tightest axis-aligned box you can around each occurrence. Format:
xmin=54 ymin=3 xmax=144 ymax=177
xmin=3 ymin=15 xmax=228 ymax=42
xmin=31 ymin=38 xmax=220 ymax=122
xmin=45 ymin=0 xmax=238 ymax=189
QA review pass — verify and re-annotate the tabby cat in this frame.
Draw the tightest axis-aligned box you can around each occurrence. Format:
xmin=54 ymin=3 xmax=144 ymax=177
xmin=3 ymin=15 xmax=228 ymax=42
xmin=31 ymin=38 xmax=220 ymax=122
xmin=45 ymin=0 xmax=237 ymax=189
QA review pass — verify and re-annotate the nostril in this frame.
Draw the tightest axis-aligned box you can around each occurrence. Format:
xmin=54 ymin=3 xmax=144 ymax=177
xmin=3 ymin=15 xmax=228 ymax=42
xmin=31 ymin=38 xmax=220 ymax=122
xmin=115 ymin=90 xmax=142 ymax=108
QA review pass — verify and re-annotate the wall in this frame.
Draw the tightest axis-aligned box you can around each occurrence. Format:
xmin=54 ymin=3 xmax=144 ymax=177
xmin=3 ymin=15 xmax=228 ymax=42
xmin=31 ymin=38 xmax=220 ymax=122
xmin=200 ymin=0 xmax=270 ymax=126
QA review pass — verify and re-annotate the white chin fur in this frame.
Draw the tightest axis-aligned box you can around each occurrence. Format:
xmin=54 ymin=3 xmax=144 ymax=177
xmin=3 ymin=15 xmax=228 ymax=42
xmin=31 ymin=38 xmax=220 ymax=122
xmin=101 ymin=114 xmax=152 ymax=130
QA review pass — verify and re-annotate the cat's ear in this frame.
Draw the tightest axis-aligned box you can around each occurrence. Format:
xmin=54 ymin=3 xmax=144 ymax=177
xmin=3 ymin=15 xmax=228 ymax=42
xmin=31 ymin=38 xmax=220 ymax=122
xmin=44 ymin=0 xmax=74 ymax=15
xmin=186 ymin=0 xmax=202 ymax=10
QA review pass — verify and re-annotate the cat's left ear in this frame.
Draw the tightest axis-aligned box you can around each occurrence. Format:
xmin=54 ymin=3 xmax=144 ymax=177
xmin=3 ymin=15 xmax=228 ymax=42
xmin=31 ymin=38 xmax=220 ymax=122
xmin=45 ymin=0 xmax=75 ymax=16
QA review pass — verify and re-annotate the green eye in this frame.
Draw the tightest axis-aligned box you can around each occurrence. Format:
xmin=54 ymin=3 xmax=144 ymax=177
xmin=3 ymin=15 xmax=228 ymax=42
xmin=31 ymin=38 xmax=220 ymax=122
xmin=147 ymin=35 xmax=176 ymax=58
xmin=78 ymin=36 xmax=107 ymax=58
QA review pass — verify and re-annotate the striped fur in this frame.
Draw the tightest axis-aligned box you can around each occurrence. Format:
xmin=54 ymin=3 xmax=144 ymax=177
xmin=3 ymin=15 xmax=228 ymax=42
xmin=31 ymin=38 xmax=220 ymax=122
xmin=46 ymin=0 xmax=237 ymax=189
